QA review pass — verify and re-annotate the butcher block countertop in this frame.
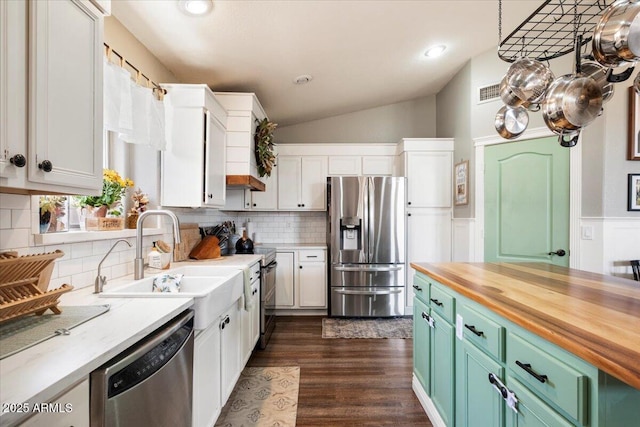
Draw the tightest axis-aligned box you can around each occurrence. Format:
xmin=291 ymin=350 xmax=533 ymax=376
xmin=410 ymin=262 xmax=640 ymax=390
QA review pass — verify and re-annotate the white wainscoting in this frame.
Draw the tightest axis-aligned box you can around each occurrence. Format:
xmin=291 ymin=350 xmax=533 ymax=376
xmin=579 ymin=217 xmax=640 ymax=280
xmin=452 ymin=218 xmax=476 ymax=262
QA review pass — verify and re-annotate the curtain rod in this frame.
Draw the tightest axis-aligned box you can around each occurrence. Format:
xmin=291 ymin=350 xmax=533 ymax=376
xmin=104 ymin=43 xmax=167 ymax=97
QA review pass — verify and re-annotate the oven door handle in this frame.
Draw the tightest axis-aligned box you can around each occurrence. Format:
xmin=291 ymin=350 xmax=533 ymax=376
xmin=262 ymin=261 xmax=277 ymax=271
xmin=333 ymin=265 xmax=402 ymax=272
xmin=334 ymin=289 xmax=402 ymax=295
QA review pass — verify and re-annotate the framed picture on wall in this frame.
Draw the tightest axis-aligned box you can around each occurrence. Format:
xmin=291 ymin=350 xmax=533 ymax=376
xmin=629 ymin=87 xmax=640 ymax=160
xmin=629 ymin=174 xmax=640 ymax=211
xmin=454 ymin=160 xmax=469 ymax=206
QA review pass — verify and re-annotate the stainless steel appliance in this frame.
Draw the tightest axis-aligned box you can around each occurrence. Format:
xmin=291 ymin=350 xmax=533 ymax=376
xmin=254 ymin=246 xmax=277 ymax=349
xmin=328 ymin=176 xmax=406 ymax=317
xmin=90 ymin=310 xmax=194 ymax=427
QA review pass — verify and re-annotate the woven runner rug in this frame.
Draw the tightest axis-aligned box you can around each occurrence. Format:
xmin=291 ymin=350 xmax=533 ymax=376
xmin=215 ymin=366 xmax=300 ymax=427
xmin=322 ymin=317 xmax=413 ymax=339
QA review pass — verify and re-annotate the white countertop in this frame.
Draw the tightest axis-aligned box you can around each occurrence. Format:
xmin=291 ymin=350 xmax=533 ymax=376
xmin=0 ymin=255 xmax=261 ymax=427
xmin=259 ymin=243 xmax=327 ymax=250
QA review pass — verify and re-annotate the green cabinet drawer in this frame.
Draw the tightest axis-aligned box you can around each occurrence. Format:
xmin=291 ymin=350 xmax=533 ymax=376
xmin=460 ymin=303 xmax=505 ymax=362
xmin=429 ymin=282 xmax=455 ymax=323
xmin=413 ymin=274 xmax=430 ymax=304
xmin=507 ymin=333 xmax=588 ymax=425
xmin=506 ymin=376 xmax=574 ymax=427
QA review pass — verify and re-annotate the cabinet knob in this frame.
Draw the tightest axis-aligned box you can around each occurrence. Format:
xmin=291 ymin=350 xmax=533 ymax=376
xmin=253 ymin=203 xmax=256 ymax=207
xmin=299 ymin=265 xmax=303 ymax=269
xmin=208 ymin=194 xmax=213 ymax=199
xmin=246 ymin=202 xmax=250 ymax=206
xmin=302 ymin=204 xmax=305 ymax=207
xmin=38 ymin=159 xmax=53 ymax=173
xmin=408 ymin=201 xmax=412 ymax=205
xmin=407 ymin=213 xmax=412 ymax=217
xmin=9 ymin=154 xmax=26 ymax=168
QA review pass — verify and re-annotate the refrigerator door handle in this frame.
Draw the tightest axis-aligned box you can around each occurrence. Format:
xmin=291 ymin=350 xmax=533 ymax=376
xmin=334 ymin=289 xmax=403 ymax=295
xmin=333 ymin=265 xmax=403 ymax=272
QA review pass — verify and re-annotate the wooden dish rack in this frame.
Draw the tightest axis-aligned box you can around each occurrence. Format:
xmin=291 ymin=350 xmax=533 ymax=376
xmin=0 ymin=250 xmax=73 ymax=324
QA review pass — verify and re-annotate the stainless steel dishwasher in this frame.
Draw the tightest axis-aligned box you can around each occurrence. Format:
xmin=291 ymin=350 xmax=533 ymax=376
xmin=90 ymin=310 xmax=194 ymax=427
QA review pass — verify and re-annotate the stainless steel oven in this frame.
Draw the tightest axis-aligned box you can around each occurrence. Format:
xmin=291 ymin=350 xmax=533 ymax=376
xmin=255 ymin=247 xmax=276 ymax=349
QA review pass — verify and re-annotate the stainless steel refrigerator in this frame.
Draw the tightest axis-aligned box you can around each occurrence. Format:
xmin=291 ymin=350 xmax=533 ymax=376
xmin=327 ymin=176 xmax=405 ymax=317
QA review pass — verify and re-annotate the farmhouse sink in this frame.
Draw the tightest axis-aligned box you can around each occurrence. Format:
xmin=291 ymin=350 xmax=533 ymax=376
xmin=100 ymin=271 xmax=244 ymax=330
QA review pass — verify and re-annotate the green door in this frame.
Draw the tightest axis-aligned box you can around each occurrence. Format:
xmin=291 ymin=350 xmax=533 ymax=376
xmin=457 ymin=341 xmax=505 ymax=427
xmin=505 ymin=376 xmax=574 ymax=427
xmin=413 ymin=297 xmax=431 ymax=393
xmin=485 ymin=137 xmax=570 ymax=267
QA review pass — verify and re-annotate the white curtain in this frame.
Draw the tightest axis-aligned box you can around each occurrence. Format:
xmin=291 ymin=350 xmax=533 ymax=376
xmin=103 ymin=58 xmax=166 ymax=151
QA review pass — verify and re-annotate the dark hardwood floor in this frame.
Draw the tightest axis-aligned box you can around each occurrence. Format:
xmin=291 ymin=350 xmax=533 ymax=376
xmin=247 ymin=316 xmax=433 ymax=427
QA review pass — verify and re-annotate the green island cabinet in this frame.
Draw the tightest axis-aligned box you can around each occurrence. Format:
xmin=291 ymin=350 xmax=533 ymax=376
xmin=411 ymin=267 xmax=640 ymax=427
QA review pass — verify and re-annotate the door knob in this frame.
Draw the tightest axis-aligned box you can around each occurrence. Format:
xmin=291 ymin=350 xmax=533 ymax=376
xmin=548 ymin=249 xmax=566 ymax=257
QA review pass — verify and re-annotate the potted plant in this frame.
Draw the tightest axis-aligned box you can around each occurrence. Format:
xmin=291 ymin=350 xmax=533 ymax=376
xmin=254 ymin=118 xmax=277 ymax=177
xmin=74 ymin=169 xmax=134 ymax=230
xmin=127 ymin=188 xmax=149 ymax=229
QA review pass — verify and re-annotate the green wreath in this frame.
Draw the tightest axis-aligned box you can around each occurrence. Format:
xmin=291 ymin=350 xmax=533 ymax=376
xmin=254 ymin=118 xmax=277 ymax=177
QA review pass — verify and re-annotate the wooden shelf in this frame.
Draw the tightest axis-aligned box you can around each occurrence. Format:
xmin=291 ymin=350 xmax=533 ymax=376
xmin=226 ymin=175 xmax=266 ymax=191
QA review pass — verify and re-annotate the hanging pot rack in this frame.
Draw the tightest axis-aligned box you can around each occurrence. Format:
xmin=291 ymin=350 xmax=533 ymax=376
xmin=498 ymin=0 xmax=615 ymax=63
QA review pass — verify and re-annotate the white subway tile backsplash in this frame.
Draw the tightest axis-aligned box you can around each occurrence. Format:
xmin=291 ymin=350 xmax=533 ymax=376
xmin=71 ymin=271 xmax=94 ymax=289
xmin=12 ymin=209 xmax=31 ymax=228
xmin=58 ymin=258 xmax=84 ymax=277
xmin=0 ymin=228 xmax=29 ymax=250
xmin=71 ymin=242 xmax=93 ymax=259
xmin=0 ymin=209 xmax=11 ymax=229
xmin=0 ymin=193 xmax=30 ymax=209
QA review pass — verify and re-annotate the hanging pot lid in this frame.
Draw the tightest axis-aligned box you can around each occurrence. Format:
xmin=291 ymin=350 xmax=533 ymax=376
xmin=559 ymin=76 xmax=603 ymax=127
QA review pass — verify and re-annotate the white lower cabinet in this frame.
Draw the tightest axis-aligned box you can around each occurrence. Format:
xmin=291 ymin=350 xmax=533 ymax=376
xmin=276 ymin=248 xmax=327 ymax=310
xmin=219 ymin=300 xmax=242 ymax=406
xmin=193 ymin=288 xmax=254 ymax=427
xmin=193 ymin=324 xmax=221 ymax=427
xmin=276 ymin=251 xmax=295 ymax=307
xmin=21 ymin=379 xmax=89 ymax=427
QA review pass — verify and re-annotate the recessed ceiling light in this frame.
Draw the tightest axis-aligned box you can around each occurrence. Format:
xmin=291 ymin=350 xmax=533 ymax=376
xmin=424 ymin=45 xmax=447 ymax=58
xmin=293 ymin=75 xmax=313 ymax=85
xmin=178 ymin=0 xmax=213 ymax=16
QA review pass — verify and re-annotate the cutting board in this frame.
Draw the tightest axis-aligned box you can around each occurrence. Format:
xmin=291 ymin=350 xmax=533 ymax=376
xmin=173 ymin=223 xmax=202 ymax=262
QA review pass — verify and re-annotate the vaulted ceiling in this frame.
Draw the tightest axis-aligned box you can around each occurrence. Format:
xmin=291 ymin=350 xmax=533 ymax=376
xmin=113 ymin=1 xmax=538 ymax=126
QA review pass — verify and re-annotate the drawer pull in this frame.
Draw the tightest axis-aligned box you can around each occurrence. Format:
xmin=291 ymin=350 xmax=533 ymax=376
xmin=516 ymin=360 xmax=548 ymax=383
xmin=412 ymin=284 xmax=423 ymax=291
xmin=464 ymin=324 xmax=485 ymax=337
xmin=430 ymin=298 xmax=443 ymax=307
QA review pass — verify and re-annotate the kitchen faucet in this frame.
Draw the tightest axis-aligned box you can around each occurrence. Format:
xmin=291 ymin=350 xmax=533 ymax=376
xmin=134 ymin=209 xmax=181 ymax=280
xmin=94 ymin=239 xmax=132 ymax=293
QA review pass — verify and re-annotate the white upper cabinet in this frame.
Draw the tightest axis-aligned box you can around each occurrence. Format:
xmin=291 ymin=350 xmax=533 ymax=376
xmin=328 ymin=155 xmax=394 ymax=176
xmin=277 ymin=156 xmax=327 ymax=210
xmin=0 ymin=0 xmax=104 ymax=195
xmin=161 ymin=84 xmax=227 ymax=208
xmin=396 ymin=139 xmax=454 ymax=208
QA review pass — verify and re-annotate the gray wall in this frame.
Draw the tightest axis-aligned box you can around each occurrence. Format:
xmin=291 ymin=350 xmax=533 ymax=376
xmin=437 ymin=46 xmax=636 ymax=219
xmin=275 ymin=95 xmax=437 ymax=143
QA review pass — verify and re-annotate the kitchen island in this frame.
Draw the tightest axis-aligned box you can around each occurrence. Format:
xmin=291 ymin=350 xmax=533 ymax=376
xmin=411 ymin=262 xmax=640 ymax=427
